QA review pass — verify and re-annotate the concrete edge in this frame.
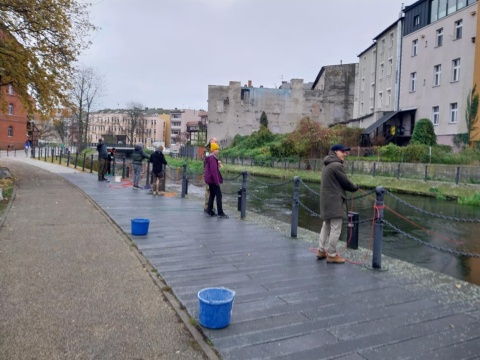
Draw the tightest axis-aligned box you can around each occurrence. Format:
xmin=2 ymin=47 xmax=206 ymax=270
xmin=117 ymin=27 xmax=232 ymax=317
xmin=0 ymin=184 xmax=16 ymax=230
xmin=64 ymin=179 xmax=221 ymax=360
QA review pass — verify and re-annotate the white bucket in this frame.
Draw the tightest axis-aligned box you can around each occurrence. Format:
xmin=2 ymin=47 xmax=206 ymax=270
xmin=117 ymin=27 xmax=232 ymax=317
xmin=114 ymin=175 xmax=122 ymax=182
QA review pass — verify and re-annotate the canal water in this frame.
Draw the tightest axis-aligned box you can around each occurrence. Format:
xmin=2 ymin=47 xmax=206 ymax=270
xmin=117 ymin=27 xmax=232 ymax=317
xmin=219 ymin=175 xmax=480 ymax=286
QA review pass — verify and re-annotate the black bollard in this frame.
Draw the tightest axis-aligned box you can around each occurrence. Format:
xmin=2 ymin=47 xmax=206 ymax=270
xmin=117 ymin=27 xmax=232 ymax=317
xmin=90 ymin=154 xmax=93 ymax=173
xmin=240 ymin=170 xmax=248 ymax=219
xmin=51 ymin=148 xmax=54 ymax=163
xmin=161 ymin=164 xmax=166 ymax=191
xmin=145 ymin=162 xmax=151 ymax=189
xmin=75 ymin=152 xmax=79 ymax=169
xmin=455 ymin=166 xmax=460 ymax=185
xmin=122 ymin=156 xmax=126 ymax=179
xmin=66 ymin=152 xmax=70 ymax=167
xmin=181 ymin=163 xmax=187 ymax=198
xmin=291 ymin=176 xmax=300 ymax=238
xmin=82 ymin=153 xmax=86 ymax=172
xmin=347 ymin=212 xmax=359 ymax=249
xmin=372 ymin=186 xmax=385 ymax=269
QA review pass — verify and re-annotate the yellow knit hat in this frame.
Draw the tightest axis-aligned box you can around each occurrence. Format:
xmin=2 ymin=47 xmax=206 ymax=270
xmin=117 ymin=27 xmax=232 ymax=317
xmin=210 ymin=143 xmax=219 ymax=151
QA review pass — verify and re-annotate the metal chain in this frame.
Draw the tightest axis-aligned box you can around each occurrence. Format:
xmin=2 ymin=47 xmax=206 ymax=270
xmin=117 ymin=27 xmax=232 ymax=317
xmin=222 ymin=189 xmax=240 ymax=195
xmin=249 ymin=191 xmax=289 ymax=204
xmin=384 ymin=190 xmax=480 ymax=223
xmin=299 ymin=178 xmax=320 ymax=196
xmin=384 ymin=220 xmax=480 ymax=258
xmin=165 ymin=172 xmax=182 ymax=182
xmin=222 ymin=173 xmax=243 ymax=181
xmin=298 ymin=200 xmax=321 ymax=217
xmin=248 ymin=173 xmax=292 ymax=187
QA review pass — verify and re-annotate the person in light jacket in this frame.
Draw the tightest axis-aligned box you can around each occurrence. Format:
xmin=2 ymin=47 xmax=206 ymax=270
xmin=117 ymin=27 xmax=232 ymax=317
xmin=131 ymin=143 xmax=149 ymax=189
xmin=204 ymin=143 xmax=228 ymax=219
xmin=317 ymin=144 xmax=359 ymax=264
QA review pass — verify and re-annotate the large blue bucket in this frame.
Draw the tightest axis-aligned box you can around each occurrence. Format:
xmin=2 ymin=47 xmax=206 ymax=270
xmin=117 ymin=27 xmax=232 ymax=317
xmin=131 ymin=218 xmax=150 ymax=235
xmin=198 ymin=287 xmax=236 ymax=329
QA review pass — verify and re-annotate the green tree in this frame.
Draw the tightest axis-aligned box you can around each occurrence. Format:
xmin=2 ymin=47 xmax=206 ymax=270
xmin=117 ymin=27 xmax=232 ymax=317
xmin=467 ymin=85 xmax=479 ymax=148
xmin=0 ymin=0 xmax=96 ymax=115
xmin=410 ymin=118 xmax=437 ymax=146
xmin=260 ymin=111 xmax=268 ymax=128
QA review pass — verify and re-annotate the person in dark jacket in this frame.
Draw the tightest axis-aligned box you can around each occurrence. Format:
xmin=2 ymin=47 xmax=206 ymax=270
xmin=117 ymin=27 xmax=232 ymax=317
xmin=96 ymin=139 xmax=109 ymax=182
xmin=149 ymin=145 xmax=168 ymax=195
xmin=204 ymin=143 xmax=228 ymax=219
xmin=131 ymin=143 xmax=149 ymax=189
xmin=106 ymin=148 xmax=116 ymax=175
xmin=317 ymin=144 xmax=359 ymax=264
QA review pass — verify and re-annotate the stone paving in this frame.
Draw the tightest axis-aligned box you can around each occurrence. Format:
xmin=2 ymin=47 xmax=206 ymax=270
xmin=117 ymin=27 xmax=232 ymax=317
xmin=2 ymin=155 xmax=480 ymax=359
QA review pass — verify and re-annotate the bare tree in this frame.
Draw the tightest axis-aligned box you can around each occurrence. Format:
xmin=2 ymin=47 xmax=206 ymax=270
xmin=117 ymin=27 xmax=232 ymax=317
xmin=121 ymin=102 xmax=146 ymax=146
xmin=70 ymin=66 xmax=105 ymax=150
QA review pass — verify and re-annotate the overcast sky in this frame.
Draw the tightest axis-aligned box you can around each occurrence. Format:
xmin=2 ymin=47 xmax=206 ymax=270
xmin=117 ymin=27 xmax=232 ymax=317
xmin=79 ymin=0 xmax=410 ymax=111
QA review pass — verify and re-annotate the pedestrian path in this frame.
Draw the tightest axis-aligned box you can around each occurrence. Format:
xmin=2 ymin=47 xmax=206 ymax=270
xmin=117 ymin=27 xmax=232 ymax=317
xmin=5 ymin=157 xmax=480 ymax=360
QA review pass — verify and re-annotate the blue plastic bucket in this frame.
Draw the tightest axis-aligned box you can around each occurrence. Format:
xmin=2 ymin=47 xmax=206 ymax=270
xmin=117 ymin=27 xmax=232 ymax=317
xmin=131 ymin=218 xmax=150 ymax=235
xmin=198 ymin=287 xmax=235 ymax=329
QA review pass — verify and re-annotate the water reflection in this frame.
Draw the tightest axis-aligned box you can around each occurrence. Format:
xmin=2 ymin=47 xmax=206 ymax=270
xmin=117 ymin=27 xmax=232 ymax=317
xmin=220 ymin=175 xmax=480 ymax=286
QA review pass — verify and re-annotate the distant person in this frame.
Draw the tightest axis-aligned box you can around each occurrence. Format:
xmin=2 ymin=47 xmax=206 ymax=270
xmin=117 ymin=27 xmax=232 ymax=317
xmin=317 ymin=144 xmax=359 ymax=264
xmin=204 ymin=143 xmax=228 ymax=219
xmin=96 ymin=139 xmax=109 ymax=182
xmin=131 ymin=142 xmax=149 ymax=189
xmin=203 ymin=137 xmax=218 ymax=214
xmin=106 ymin=148 xmax=116 ymax=175
xmin=149 ymin=145 xmax=168 ymax=195
xmin=24 ymin=140 xmax=30 ymax=157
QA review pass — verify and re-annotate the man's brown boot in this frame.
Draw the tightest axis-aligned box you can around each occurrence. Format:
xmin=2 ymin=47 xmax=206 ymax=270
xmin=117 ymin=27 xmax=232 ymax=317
xmin=326 ymin=254 xmax=346 ymax=264
xmin=316 ymin=250 xmax=327 ymax=260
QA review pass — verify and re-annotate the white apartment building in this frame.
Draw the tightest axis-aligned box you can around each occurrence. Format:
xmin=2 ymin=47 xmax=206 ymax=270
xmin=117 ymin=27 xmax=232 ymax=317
xmin=89 ymin=108 xmax=168 ymax=148
xmin=400 ymin=0 xmax=479 ymax=148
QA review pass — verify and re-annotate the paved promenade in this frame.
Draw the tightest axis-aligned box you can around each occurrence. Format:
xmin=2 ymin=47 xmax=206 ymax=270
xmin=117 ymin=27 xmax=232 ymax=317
xmin=2 ymin=156 xmax=480 ymax=359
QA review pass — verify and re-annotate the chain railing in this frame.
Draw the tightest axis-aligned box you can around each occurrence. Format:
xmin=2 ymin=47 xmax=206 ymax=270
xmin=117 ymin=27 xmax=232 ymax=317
xmin=384 ymin=189 xmax=480 ymax=223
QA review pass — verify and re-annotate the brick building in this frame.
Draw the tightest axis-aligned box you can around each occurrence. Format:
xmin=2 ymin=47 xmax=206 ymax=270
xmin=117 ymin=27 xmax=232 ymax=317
xmin=0 ymin=84 xmax=29 ymax=150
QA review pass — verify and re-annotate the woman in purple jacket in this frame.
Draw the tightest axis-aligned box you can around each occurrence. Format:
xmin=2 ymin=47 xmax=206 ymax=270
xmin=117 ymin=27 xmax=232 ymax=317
xmin=204 ymin=143 xmax=228 ymax=219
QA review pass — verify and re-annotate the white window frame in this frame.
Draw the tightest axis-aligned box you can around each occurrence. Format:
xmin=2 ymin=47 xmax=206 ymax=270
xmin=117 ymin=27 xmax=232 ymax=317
xmin=386 ymin=88 xmax=392 ymax=106
xmin=410 ymin=72 xmax=417 ymax=92
xmin=432 ymin=106 xmax=440 ymax=125
xmin=8 ymin=126 xmax=13 ymax=137
xmin=380 ymin=63 xmax=384 ymax=79
xmin=414 ymin=15 xmax=420 ymax=26
xmin=412 ymin=39 xmax=418 ymax=56
xmin=455 ymin=19 xmax=463 ymax=40
xmin=387 ymin=58 xmax=393 ymax=76
xmin=8 ymin=84 xmax=13 ymax=95
xmin=8 ymin=103 xmax=13 ymax=115
xmin=452 ymin=58 xmax=461 ymax=82
xmin=389 ymin=32 xmax=394 ymax=48
xmin=371 ymin=50 xmax=376 ymax=74
xmin=436 ymin=28 xmax=443 ymax=47
xmin=450 ymin=102 xmax=458 ymax=123
xmin=378 ymin=91 xmax=383 ymax=109
xmin=434 ymin=64 xmax=442 ymax=86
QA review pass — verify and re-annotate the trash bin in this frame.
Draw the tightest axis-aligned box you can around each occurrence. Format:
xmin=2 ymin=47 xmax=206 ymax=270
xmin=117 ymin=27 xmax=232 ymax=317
xmin=198 ymin=287 xmax=235 ymax=329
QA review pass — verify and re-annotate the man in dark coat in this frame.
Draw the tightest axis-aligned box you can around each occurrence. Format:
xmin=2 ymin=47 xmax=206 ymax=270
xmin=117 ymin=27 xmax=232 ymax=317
xmin=96 ymin=139 xmax=109 ymax=182
xmin=317 ymin=144 xmax=359 ymax=264
xmin=149 ymin=145 xmax=168 ymax=195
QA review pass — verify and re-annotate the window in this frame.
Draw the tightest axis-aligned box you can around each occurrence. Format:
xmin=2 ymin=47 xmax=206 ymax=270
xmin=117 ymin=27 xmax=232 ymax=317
xmin=380 ymin=63 xmax=384 ymax=79
xmin=381 ymin=38 xmax=386 ymax=54
xmin=389 ymin=32 xmax=394 ymax=48
xmin=8 ymin=84 xmax=13 ymax=95
xmin=8 ymin=126 xmax=13 ymax=137
xmin=436 ymin=28 xmax=443 ymax=47
xmin=455 ymin=20 xmax=463 ymax=39
xmin=387 ymin=59 xmax=393 ymax=76
xmin=450 ymin=102 xmax=458 ymax=123
xmin=412 ymin=39 xmax=418 ymax=56
xmin=8 ymin=103 xmax=13 ymax=115
xmin=414 ymin=15 xmax=420 ymax=26
xmin=378 ymin=92 xmax=383 ymax=109
xmin=387 ymin=89 xmax=392 ymax=106
xmin=452 ymin=58 xmax=461 ymax=81
xmin=410 ymin=72 xmax=417 ymax=92
xmin=361 ymin=77 xmax=365 ymax=91
xmin=432 ymin=106 xmax=440 ymax=125
xmin=434 ymin=64 xmax=442 ymax=86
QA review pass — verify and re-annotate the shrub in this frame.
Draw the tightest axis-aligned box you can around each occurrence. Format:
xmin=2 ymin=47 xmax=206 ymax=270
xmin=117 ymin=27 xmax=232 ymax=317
xmin=410 ymin=118 xmax=437 ymax=146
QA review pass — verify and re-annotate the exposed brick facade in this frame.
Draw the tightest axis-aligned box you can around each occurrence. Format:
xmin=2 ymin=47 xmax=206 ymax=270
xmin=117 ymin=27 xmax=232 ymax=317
xmin=0 ymin=85 xmax=29 ymax=150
